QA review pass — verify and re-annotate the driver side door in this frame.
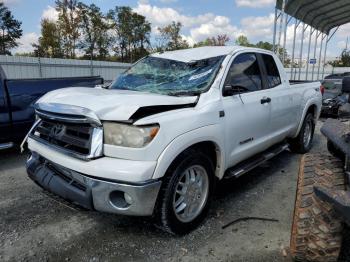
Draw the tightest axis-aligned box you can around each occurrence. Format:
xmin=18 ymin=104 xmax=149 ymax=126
xmin=222 ymin=52 xmax=273 ymax=168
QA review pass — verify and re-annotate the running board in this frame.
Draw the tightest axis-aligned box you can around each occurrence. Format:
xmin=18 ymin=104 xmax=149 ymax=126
xmin=224 ymin=143 xmax=289 ymax=180
xmin=0 ymin=142 xmax=14 ymax=150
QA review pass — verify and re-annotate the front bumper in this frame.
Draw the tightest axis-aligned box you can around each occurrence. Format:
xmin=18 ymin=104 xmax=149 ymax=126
xmin=26 ymin=152 xmax=162 ymax=216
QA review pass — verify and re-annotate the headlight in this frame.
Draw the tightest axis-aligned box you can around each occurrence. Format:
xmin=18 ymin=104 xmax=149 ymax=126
xmin=104 ymin=122 xmax=159 ymax=148
xmin=323 ymin=99 xmax=332 ymax=106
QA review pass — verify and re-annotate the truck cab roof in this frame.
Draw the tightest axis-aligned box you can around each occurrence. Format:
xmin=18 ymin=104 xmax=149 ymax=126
xmin=151 ymin=46 xmax=274 ymax=63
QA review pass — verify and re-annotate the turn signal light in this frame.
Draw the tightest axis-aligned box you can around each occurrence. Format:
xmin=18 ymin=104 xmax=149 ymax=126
xmin=320 ymin=85 xmax=325 ymax=95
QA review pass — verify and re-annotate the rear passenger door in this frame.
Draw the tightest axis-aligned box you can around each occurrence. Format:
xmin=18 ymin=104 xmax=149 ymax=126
xmin=258 ymin=53 xmax=296 ymax=143
xmin=222 ymin=52 xmax=274 ymax=168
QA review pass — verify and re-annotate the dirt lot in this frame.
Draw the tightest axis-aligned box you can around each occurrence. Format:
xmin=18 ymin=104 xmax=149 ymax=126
xmin=0 ymin=123 xmax=327 ymax=262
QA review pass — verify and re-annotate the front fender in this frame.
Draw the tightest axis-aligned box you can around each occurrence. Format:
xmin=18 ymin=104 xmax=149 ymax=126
xmin=152 ymin=124 xmax=225 ymax=180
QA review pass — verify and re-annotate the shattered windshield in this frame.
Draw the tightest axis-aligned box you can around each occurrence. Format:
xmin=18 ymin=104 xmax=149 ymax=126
xmin=110 ymin=55 xmax=225 ymax=96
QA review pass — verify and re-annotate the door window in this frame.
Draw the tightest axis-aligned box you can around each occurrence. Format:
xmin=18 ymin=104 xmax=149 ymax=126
xmin=224 ymin=53 xmax=263 ymax=93
xmin=261 ymin=54 xmax=281 ymax=88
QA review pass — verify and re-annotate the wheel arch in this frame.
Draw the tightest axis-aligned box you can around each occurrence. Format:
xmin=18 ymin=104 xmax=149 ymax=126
xmin=294 ymin=103 xmax=319 ymax=138
xmin=152 ymin=125 xmax=225 ymax=180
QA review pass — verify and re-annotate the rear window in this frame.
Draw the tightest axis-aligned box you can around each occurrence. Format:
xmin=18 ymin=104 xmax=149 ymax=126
xmin=261 ymin=54 xmax=281 ymax=88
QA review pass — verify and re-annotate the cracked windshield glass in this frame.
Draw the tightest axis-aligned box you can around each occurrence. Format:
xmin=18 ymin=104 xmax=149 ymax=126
xmin=110 ymin=55 xmax=225 ymax=96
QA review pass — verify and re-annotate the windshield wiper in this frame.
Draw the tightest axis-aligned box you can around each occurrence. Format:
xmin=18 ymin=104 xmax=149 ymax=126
xmin=167 ymin=90 xmax=202 ymax=97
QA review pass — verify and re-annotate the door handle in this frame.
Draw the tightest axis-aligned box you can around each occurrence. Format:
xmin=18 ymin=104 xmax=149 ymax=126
xmin=261 ymin=97 xmax=271 ymax=104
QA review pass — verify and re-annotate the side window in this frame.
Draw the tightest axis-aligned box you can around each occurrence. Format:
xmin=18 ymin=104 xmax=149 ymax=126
xmin=261 ymin=54 xmax=281 ymax=88
xmin=224 ymin=53 xmax=262 ymax=93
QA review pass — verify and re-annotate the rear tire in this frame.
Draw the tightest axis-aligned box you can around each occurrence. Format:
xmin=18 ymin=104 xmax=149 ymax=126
xmin=154 ymin=149 xmax=215 ymax=235
xmin=290 ymin=153 xmax=345 ymax=261
xmin=289 ymin=113 xmax=315 ymax=154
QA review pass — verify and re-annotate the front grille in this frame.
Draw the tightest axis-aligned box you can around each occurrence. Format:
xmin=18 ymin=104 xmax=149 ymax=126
xmin=33 ymin=119 xmax=95 ymax=156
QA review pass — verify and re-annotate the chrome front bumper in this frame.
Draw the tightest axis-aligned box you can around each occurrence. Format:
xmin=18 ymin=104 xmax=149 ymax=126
xmin=26 ymin=152 xmax=162 ymax=216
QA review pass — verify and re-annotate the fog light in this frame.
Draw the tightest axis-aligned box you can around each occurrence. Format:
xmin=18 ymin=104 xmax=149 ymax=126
xmin=124 ymin=192 xmax=133 ymax=205
xmin=109 ymin=191 xmax=131 ymax=209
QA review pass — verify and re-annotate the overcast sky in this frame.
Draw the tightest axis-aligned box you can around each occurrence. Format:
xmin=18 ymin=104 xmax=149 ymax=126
xmin=4 ymin=0 xmax=350 ymax=59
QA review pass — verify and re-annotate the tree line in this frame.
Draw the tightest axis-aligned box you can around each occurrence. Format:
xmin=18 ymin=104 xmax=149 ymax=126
xmin=0 ymin=0 xmax=290 ymax=63
xmin=0 ymin=0 xmax=290 ymax=64
xmin=5 ymin=0 xmax=349 ymax=67
xmin=328 ymin=49 xmax=350 ymax=67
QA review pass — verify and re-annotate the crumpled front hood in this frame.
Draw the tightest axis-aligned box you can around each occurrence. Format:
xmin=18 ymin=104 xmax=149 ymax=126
xmin=37 ymin=87 xmax=198 ymax=121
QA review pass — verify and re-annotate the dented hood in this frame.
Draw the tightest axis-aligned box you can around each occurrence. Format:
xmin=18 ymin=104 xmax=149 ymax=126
xmin=36 ymin=87 xmax=198 ymax=121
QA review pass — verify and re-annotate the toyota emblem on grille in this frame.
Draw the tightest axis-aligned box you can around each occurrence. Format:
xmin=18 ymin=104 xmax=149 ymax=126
xmin=50 ymin=124 xmax=64 ymax=139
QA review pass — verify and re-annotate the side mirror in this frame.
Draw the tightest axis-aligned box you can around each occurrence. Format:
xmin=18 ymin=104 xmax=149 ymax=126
xmin=342 ymin=77 xmax=350 ymax=93
xmin=223 ymin=84 xmax=244 ymax=96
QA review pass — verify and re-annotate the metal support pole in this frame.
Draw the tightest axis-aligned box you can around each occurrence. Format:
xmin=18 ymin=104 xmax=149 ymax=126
xmin=306 ymin=28 xmax=314 ymax=81
xmin=38 ymin=56 xmax=42 ymax=78
xmin=298 ymin=23 xmax=306 ymax=80
xmin=322 ymin=35 xmax=329 ymax=79
xmin=311 ymin=31 xmax=320 ymax=81
xmin=90 ymin=55 xmax=93 ymax=76
xmin=321 ymin=26 xmax=339 ymax=79
xmin=277 ymin=0 xmax=286 ymax=59
xmin=282 ymin=14 xmax=288 ymax=64
xmin=317 ymin=34 xmax=326 ymax=80
xmin=272 ymin=7 xmax=278 ymax=53
xmin=290 ymin=19 xmax=300 ymax=80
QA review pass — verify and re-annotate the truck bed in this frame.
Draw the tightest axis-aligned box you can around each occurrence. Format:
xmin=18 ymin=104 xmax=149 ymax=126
xmin=289 ymin=80 xmax=316 ymax=85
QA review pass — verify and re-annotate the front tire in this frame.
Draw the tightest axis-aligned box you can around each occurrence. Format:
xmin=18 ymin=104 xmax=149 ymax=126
xmin=155 ymin=149 xmax=214 ymax=235
xmin=289 ymin=113 xmax=315 ymax=154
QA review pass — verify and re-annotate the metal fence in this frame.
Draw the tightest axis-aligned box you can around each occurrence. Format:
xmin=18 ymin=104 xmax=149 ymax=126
xmin=0 ymin=55 xmax=349 ymax=82
xmin=0 ymin=55 xmax=131 ymax=81
xmin=285 ymin=67 xmax=350 ymax=81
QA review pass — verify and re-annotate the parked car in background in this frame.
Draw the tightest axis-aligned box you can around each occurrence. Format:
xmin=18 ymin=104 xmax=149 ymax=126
xmin=321 ymin=72 xmax=350 ymax=117
xmin=25 ymin=46 xmax=322 ymax=234
xmin=0 ymin=66 xmax=103 ymax=149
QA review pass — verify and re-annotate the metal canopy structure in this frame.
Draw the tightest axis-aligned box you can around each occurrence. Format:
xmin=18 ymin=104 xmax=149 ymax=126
xmin=276 ymin=0 xmax=350 ymax=34
xmin=272 ymin=0 xmax=350 ymax=80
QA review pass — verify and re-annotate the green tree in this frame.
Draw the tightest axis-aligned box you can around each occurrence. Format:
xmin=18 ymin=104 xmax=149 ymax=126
xmin=194 ymin=34 xmax=230 ymax=47
xmin=109 ymin=6 xmax=151 ymax=62
xmin=78 ymin=3 xmax=112 ymax=60
xmin=0 ymin=2 xmax=22 ymax=55
xmin=255 ymin=41 xmax=273 ymax=51
xmin=55 ymin=0 xmax=81 ymax=58
xmin=33 ymin=19 xmax=63 ymax=58
xmin=329 ymin=49 xmax=350 ymax=67
xmin=157 ymin=21 xmax=189 ymax=51
xmin=15 ymin=52 xmax=35 ymax=57
xmin=235 ymin=35 xmax=253 ymax=47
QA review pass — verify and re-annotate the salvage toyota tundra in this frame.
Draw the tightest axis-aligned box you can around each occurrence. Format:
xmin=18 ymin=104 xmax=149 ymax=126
xmin=25 ymin=46 xmax=322 ymax=234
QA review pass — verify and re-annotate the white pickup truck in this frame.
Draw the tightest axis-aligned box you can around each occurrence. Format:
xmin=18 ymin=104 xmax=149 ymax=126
xmin=25 ymin=46 xmax=322 ymax=234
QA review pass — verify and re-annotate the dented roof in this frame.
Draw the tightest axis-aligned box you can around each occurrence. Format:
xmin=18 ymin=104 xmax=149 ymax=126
xmin=151 ymin=46 xmax=275 ymax=63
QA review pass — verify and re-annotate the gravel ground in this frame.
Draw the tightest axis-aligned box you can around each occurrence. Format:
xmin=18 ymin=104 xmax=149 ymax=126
xmin=0 ymin=122 xmax=327 ymax=262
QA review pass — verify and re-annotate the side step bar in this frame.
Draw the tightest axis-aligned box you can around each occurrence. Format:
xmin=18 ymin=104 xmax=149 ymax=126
xmin=0 ymin=142 xmax=14 ymax=150
xmin=224 ymin=143 xmax=289 ymax=180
